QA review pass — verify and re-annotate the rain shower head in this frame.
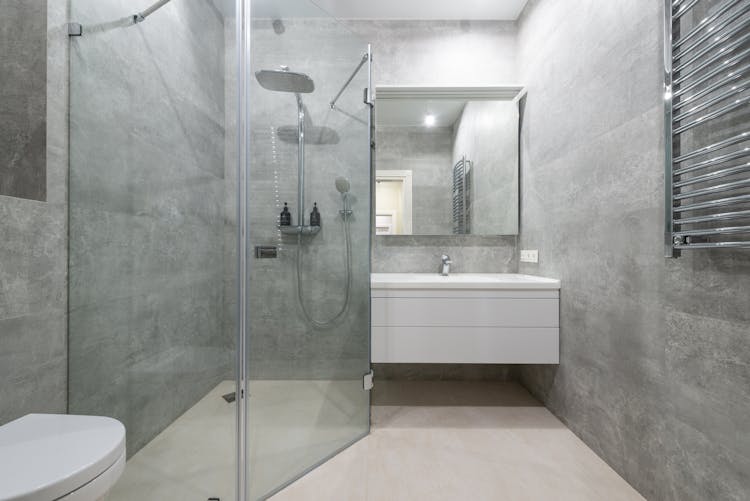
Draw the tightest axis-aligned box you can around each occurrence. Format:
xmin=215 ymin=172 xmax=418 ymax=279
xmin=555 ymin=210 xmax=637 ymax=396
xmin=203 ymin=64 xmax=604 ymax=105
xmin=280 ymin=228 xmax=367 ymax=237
xmin=335 ymin=177 xmax=351 ymax=194
xmin=255 ymin=68 xmax=314 ymax=94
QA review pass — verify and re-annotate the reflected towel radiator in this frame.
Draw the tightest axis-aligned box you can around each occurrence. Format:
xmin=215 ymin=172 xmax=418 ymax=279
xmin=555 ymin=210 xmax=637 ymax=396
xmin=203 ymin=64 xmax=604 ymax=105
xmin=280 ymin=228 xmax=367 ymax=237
xmin=452 ymin=156 xmax=472 ymax=234
xmin=664 ymin=0 xmax=750 ymax=256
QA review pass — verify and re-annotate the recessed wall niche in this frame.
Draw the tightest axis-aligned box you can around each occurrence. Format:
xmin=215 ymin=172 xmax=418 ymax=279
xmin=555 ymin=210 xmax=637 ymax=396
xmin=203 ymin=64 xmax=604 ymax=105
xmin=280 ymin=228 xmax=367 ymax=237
xmin=0 ymin=0 xmax=47 ymax=202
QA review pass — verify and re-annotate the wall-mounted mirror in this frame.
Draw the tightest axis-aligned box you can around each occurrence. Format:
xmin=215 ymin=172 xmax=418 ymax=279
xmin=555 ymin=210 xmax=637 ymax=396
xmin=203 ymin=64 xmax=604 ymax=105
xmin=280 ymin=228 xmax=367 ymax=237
xmin=374 ymin=86 xmax=522 ymax=236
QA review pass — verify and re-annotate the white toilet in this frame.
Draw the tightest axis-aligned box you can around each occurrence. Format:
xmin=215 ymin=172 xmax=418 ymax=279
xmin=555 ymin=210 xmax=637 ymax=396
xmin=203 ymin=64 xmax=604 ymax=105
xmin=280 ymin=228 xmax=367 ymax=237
xmin=0 ymin=414 xmax=126 ymax=501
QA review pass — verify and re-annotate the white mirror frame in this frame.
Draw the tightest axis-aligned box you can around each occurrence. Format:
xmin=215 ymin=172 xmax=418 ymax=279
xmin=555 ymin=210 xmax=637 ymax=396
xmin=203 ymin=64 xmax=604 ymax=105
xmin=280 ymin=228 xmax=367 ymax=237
xmin=375 ymin=85 xmax=525 ymax=101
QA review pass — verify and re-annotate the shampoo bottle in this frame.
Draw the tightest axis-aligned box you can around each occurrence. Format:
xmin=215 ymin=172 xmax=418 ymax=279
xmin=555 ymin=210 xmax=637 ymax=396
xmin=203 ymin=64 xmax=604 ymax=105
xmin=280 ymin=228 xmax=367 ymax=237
xmin=280 ymin=203 xmax=291 ymax=226
xmin=310 ymin=203 xmax=321 ymax=226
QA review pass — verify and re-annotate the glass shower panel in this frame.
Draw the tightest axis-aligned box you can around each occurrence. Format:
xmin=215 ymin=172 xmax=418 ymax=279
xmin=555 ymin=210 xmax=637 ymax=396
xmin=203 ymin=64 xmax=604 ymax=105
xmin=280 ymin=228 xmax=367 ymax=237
xmin=246 ymin=1 xmax=372 ymax=498
xmin=67 ymin=1 xmax=238 ymax=499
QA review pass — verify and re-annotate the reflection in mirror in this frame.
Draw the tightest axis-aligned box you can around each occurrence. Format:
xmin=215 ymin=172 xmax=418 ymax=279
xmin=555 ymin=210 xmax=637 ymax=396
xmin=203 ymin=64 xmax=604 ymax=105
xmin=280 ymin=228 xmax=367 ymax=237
xmin=375 ymin=170 xmax=412 ymax=235
xmin=375 ymin=87 xmax=522 ymax=236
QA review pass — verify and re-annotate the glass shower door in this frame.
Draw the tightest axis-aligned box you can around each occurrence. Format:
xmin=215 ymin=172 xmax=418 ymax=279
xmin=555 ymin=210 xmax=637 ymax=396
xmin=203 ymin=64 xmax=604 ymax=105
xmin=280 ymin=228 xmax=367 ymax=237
xmin=244 ymin=0 xmax=372 ymax=498
xmin=68 ymin=0 xmax=370 ymax=497
xmin=68 ymin=1 xmax=239 ymax=499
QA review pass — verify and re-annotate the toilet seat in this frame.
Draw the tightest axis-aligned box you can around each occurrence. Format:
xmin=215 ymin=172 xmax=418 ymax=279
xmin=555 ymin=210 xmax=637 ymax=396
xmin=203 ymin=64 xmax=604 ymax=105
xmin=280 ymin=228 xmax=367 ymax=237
xmin=0 ymin=414 xmax=126 ymax=501
xmin=57 ymin=449 xmax=125 ymax=501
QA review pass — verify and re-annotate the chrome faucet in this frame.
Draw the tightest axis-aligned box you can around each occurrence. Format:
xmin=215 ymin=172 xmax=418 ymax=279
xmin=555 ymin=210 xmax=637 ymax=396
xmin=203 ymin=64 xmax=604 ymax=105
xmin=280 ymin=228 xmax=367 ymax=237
xmin=440 ymin=254 xmax=452 ymax=276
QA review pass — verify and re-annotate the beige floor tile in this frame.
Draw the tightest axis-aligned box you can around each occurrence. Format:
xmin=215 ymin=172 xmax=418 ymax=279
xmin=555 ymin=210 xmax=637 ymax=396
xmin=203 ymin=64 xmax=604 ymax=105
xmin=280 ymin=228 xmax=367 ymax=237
xmin=272 ymin=381 xmax=645 ymax=501
xmin=270 ymin=438 xmax=370 ymax=501
xmin=108 ymin=380 xmax=643 ymax=501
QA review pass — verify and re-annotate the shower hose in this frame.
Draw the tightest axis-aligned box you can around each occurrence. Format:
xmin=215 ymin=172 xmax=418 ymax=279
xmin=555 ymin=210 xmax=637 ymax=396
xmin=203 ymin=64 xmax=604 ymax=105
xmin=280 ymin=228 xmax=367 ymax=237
xmin=295 ymin=212 xmax=352 ymax=328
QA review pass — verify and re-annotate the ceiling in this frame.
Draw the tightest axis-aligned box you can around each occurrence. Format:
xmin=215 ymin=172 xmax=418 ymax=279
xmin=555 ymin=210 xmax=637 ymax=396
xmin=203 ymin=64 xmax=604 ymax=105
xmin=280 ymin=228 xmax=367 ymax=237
xmin=252 ymin=0 xmax=529 ymax=21
xmin=377 ymin=99 xmax=467 ymax=128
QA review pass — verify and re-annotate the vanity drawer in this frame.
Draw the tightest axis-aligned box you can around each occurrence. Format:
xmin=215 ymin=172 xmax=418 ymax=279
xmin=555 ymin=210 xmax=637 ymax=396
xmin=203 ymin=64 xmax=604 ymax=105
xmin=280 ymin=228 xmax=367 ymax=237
xmin=370 ymin=274 xmax=561 ymax=364
xmin=371 ymin=297 xmax=559 ymax=327
xmin=371 ymin=326 xmax=559 ymax=364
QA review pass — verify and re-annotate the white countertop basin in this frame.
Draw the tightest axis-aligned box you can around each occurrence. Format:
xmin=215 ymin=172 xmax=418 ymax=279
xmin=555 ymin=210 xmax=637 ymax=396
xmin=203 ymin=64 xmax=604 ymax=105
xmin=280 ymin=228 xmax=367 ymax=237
xmin=371 ymin=273 xmax=560 ymax=290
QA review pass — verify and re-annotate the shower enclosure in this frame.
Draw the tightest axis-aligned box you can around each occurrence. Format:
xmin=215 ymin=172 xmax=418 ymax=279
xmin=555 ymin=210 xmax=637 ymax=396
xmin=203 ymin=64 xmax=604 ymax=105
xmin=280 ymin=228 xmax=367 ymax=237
xmin=67 ymin=0 xmax=372 ymax=499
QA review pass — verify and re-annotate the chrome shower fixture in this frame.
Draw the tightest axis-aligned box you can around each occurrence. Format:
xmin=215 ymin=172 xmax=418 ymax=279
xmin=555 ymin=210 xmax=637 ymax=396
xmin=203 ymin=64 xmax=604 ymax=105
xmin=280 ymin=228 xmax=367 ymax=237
xmin=335 ymin=177 xmax=350 ymax=194
xmin=255 ymin=68 xmax=315 ymax=94
xmin=256 ymin=66 xmax=351 ymax=328
xmin=255 ymin=66 xmax=316 ymax=236
xmin=133 ymin=0 xmax=172 ymax=23
xmin=336 ymin=177 xmax=353 ymax=217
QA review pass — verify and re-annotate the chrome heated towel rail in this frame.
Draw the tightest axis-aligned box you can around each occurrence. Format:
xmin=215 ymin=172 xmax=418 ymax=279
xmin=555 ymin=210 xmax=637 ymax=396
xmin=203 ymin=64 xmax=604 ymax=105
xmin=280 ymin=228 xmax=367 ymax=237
xmin=664 ymin=0 xmax=750 ymax=256
xmin=452 ymin=156 xmax=472 ymax=234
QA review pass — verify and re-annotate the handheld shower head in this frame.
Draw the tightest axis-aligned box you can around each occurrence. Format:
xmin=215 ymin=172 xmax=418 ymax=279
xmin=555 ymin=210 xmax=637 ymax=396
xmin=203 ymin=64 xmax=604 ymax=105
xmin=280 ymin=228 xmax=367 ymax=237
xmin=336 ymin=177 xmax=352 ymax=217
xmin=335 ymin=177 xmax=351 ymax=194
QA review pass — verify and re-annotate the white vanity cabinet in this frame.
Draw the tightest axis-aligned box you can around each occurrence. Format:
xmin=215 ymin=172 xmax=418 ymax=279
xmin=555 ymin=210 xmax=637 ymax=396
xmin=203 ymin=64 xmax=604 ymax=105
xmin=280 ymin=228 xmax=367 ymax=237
xmin=370 ymin=273 xmax=560 ymax=364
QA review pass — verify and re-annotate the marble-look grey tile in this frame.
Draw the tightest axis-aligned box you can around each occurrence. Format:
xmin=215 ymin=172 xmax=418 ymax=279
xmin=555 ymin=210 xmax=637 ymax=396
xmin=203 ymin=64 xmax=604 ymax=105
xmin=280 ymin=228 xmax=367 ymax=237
xmin=0 ymin=0 xmax=68 ymax=418
xmin=0 ymin=0 xmax=47 ymax=201
xmin=66 ymin=0 xmax=232 ymax=456
xmin=0 ymin=312 xmax=67 ymax=424
xmin=372 ymin=234 xmax=517 ymax=273
xmin=516 ymin=1 xmax=750 ymax=500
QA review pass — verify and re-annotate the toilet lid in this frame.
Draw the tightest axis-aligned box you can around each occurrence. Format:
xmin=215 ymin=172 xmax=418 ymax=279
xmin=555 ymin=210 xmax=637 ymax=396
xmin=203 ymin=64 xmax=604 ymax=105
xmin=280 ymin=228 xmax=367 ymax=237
xmin=0 ymin=414 xmax=125 ymax=501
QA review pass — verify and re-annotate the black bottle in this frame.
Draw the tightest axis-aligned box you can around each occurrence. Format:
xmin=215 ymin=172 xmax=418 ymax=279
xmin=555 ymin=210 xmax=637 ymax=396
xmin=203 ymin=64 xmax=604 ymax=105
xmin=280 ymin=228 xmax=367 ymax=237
xmin=280 ymin=203 xmax=291 ymax=226
xmin=310 ymin=203 xmax=321 ymax=226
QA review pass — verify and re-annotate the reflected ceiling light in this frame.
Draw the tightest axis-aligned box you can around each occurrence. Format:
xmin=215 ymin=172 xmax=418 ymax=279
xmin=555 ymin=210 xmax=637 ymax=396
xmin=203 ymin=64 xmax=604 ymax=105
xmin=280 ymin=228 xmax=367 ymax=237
xmin=424 ymin=114 xmax=436 ymax=126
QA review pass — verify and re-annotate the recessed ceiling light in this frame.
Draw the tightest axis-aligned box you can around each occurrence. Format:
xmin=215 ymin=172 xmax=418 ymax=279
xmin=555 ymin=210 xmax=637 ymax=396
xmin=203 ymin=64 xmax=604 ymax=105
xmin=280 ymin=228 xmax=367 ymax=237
xmin=424 ymin=114 xmax=436 ymax=127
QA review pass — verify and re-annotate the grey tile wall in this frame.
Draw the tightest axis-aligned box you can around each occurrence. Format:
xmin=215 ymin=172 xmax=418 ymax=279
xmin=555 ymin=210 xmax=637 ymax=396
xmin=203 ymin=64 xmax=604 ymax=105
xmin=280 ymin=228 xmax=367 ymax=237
xmin=0 ymin=0 xmax=68 ymax=426
xmin=344 ymin=20 xmax=521 ymax=273
xmin=372 ymin=235 xmax=517 ymax=273
xmin=344 ymin=20 xmax=518 ymax=87
xmin=67 ymin=0 xmax=232 ymax=455
xmin=0 ymin=0 xmax=47 ymax=201
xmin=516 ymin=1 xmax=750 ymax=499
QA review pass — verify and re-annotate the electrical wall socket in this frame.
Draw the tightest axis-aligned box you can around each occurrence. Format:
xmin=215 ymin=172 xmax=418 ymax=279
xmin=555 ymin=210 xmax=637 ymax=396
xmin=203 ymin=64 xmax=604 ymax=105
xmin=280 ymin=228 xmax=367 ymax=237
xmin=520 ymin=249 xmax=539 ymax=263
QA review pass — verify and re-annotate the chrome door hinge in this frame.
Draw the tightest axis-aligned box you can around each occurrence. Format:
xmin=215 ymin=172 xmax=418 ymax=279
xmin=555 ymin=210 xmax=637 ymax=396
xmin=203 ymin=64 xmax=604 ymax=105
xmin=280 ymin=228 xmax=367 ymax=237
xmin=363 ymin=370 xmax=374 ymax=391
